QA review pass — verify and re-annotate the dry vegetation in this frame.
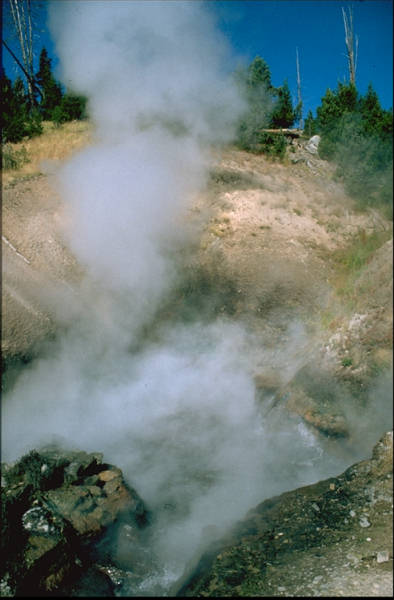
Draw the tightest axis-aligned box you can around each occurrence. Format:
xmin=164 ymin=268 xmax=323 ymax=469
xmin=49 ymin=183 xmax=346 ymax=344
xmin=2 ymin=120 xmax=92 ymax=187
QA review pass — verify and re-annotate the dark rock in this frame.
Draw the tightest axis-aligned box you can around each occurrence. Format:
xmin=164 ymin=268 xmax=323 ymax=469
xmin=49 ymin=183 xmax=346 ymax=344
xmin=61 ymin=564 xmax=115 ymax=597
xmin=175 ymin=431 xmax=393 ymax=597
xmin=0 ymin=445 xmax=148 ymax=596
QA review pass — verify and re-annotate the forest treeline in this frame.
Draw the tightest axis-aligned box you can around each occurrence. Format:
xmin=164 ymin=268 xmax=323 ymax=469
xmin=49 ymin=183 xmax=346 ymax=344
xmin=1 ymin=47 xmax=86 ymax=142
xmin=1 ymin=50 xmax=393 ymax=216
xmin=305 ymin=81 xmax=392 ymax=215
xmin=235 ymin=56 xmax=392 ymax=216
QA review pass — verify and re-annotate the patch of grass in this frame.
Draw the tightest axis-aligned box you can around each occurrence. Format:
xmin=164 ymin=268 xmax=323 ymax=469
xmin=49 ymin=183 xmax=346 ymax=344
xmin=2 ymin=120 xmax=92 ymax=186
xmin=208 ymin=168 xmax=265 ymax=191
xmin=320 ymin=310 xmax=343 ymax=332
xmin=333 ymin=229 xmax=391 ymax=274
xmin=341 ymin=357 xmax=353 ymax=368
xmin=330 ymin=228 xmax=392 ymax=311
xmin=2 ymin=145 xmax=30 ymax=170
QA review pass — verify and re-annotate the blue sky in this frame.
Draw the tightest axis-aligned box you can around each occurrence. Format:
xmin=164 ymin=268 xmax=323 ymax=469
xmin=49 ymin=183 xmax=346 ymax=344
xmin=211 ymin=0 xmax=393 ymax=117
xmin=2 ymin=0 xmax=393 ymax=120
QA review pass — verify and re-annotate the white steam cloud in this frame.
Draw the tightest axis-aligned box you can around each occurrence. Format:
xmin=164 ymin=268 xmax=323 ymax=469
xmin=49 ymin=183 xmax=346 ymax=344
xmin=47 ymin=0 xmax=245 ymax=328
xmin=2 ymin=1 xmax=390 ymax=595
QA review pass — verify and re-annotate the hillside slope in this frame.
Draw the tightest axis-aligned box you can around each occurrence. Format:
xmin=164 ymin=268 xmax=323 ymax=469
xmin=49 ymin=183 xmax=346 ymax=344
xmin=1 ymin=135 xmax=392 ymax=596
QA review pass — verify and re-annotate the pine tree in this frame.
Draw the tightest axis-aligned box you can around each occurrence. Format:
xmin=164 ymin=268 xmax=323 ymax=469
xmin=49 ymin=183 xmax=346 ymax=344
xmin=1 ymin=72 xmax=27 ymax=142
xmin=359 ymin=83 xmax=384 ymax=136
xmin=313 ymin=80 xmax=392 ymax=215
xmin=316 ymin=88 xmax=341 ymax=130
xmin=336 ymin=82 xmax=358 ymax=113
xmin=36 ymin=48 xmax=63 ymax=119
xmin=303 ymin=110 xmax=318 ymax=137
xmin=52 ymin=93 xmax=87 ymax=125
xmin=1 ymin=69 xmax=43 ymax=143
xmin=247 ymin=56 xmax=273 ymax=91
xmin=12 ymin=76 xmax=28 ymax=108
xmin=270 ymin=80 xmax=295 ymax=129
xmin=316 ymin=82 xmax=357 ymax=133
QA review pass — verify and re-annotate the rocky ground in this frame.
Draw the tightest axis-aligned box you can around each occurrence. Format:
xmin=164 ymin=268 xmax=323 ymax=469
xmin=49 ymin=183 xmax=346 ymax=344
xmin=1 ymin=135 xmax=392 ymax=595
xmin=176 ymin=431 xmax=393 ymax=597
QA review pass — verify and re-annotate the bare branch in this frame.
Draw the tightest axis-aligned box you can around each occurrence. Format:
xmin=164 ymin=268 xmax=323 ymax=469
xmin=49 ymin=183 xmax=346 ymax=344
xmin=2 ymin=39 xmax=43 ymax=99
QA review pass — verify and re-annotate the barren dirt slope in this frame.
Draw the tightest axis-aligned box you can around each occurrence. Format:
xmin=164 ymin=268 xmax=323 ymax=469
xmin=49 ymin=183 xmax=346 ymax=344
xmin=3 ymin=146 xmax=391 ymax=362
xmin=1 ymin=143 xmax=393 ymax=596
xmin=2 ymin=144 xmax=393 ymax=401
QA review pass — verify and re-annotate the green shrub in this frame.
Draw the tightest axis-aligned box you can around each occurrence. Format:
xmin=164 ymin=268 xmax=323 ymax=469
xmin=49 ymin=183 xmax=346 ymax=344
xmin=52 ymin=94 xmax=87 ymax=125
xmin=240 ymin=130 xmax=287 ymax=158
xmin=2 ymin=145 xmax=30 ymax=170
xmin=334 ymin=229 xmax=392 ymax=274
xmin=314 ymin=82 xmax=393 ymax=217
xmin=341 ymin=357 xmax=353 ymax=367
xmin=23 ymin=108 xmax=43 ymax=139
xmin=1 ymin=72 xmax=43 ymax=143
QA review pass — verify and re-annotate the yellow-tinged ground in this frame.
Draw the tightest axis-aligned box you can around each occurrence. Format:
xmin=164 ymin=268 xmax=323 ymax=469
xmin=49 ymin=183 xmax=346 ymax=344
xmin=2 ymin=120 xmax=92 ymax=187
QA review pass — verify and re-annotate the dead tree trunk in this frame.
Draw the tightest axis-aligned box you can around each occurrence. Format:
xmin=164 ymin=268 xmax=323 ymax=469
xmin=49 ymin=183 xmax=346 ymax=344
xmin=8 ymin=0 xmax=36 ymax=108
xmin=342 ymin=5 xmax=358 ymax=86
xmin=296 ymin=47 xmax=303 ymax=129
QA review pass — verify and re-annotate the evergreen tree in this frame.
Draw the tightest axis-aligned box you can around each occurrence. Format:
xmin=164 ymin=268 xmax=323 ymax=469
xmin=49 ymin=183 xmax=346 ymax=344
xmin=247 ymin=56 xmax=273 ymax=91
xmin=52 ymin=93 xmax=87 ymax=125
xmin=303 ymin=110 xmax=318 ymax=137
xmin=235 ymin=56 xmax=276 ymax=151
xmin=316 ymin=88 xmax=341 ymax=130
xmin=1 ymin=71 xmax=42 ymax=142
xmin=313 ymin=80 xmax=392 ymax=216
xmin=36 ymin=48 xmax=63 ymax=119
xmin=270 ymin=79 xmax=296 ymax=129
xmin=336 ymin=81 xmax=358 ymax=113
xmin=12 ymin=76 xmax=28 ymax=110
xmin=235 ymin=56 xmax=296 ymax=155
xmin=359 ymin=83 xmax=385 ymax=137
xmin=317 ymin=82 xmax=358 ymax=132
xmin=378 ymin=109 xmax=393 ymax=137
xmin=1 ymin=71 xmax=25 ymax=142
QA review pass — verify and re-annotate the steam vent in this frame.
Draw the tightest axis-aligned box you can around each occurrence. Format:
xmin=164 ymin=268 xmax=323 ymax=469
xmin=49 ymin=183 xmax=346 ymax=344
xmin=1 ymin=0 xmax=392 ymax=596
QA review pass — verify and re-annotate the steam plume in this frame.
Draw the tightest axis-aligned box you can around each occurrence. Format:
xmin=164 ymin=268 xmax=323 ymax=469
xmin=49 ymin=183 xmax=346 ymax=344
xmin=2 ymin=1 xmax=391 ymax=595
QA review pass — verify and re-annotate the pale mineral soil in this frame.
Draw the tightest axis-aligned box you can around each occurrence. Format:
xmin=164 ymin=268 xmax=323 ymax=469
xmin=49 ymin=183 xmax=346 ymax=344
xmin=1 ymin=138 xmax=393 ymax=596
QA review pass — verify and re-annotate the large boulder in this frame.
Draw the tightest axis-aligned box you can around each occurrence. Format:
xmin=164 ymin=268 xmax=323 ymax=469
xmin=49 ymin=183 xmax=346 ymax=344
xmin=0 ymin=446 xmax=148 ymax=596
xmin=305 ymin=134 xmax=321 ymax=155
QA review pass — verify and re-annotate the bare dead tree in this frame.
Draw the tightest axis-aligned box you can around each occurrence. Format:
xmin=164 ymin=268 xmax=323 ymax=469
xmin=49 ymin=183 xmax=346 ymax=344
xmin=295 ymin=47 xmax=303 ymax=129
xmin=2 ymin=39 xmax=43 ymax=101
xmin=342 ymin=5 xmax=358 ymax=86
xmin=7 ymin=0 xmax=37 ymax=107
